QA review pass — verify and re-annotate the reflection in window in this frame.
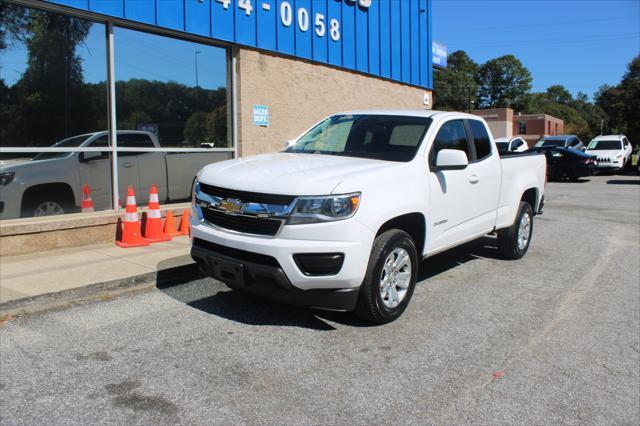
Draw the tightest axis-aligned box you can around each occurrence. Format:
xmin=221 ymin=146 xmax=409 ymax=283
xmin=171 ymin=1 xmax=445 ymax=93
xmin=114 ymin=27 xmax=229 ymax=148
xmin=0 ymin=4 xmax=108 ymax=149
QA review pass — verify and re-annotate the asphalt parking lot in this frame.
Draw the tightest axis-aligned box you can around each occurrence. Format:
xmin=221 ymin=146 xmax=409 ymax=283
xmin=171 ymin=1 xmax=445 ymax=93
xmin=1 ymin=173 xmax=639 ymax=425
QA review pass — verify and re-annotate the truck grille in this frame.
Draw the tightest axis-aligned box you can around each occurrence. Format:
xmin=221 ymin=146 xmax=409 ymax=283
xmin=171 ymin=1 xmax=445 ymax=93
xmin=199 ymin=183 xmax=296 ymax=206
xmin=202 ymin=208 xmax=283 ymax=236
xmin=597 ymin=157 xmax=610 ymax=163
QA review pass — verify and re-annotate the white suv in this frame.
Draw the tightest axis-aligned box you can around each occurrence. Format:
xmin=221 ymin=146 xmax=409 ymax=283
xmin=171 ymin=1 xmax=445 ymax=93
xmin=585 ymin=135 xmax=633 ymax=172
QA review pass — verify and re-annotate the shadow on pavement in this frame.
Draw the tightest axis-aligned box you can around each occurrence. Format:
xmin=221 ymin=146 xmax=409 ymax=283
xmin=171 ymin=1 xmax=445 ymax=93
xmin=548 ymin=178 xmax=591 ymax=184
xmin=157 ymin=236 xmax=506 ymax=330
xmin=606 ymin=179 xmax=640 ymax=185
xmin=418 ymin=236 xmax=504 ymax=282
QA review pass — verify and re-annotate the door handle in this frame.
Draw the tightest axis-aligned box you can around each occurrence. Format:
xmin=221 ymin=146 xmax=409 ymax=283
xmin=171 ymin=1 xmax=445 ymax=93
xmin=122 ymin=162 xmax=135 ymax=168
xmin=468 ymin=174 xmax=479 ymax=184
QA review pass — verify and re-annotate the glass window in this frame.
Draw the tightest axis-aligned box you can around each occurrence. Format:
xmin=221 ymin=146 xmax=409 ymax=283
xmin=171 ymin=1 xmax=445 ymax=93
xmin=467 ymin=120 xmax=492 ymax=160
xmin=430 ymin=120 xmax=469 ymax=166
xmin=513 ymin=139 xmax=524 ymax=149
xmin=288 ymin=115 xmax=431 ymax=162
xmin=517 ymin=121 xmax=527 ymax=134
xmin=587 ymin=140 xmax=623 ymax=150
xmin=112 ymin=27 xmax=231 ymax=204
xmin=495 ymin=142 xmax=509 ymax=152
xmin=114 ymin=27 xmax=229 ymax=149
xmin=0 ymin=4 xmax=111 ymax=219
xmin=389 ymin=125 xmax=427 ymax=146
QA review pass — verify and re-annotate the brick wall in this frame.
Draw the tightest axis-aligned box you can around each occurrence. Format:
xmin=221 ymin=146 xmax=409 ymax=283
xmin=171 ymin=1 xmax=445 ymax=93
xmin=235 ymin=48 xmax=432 ymax=157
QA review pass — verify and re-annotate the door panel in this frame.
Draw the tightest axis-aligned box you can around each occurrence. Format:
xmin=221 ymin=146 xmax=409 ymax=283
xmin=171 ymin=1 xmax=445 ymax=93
xmin=427 ymin=120 xmax=479 ymax=251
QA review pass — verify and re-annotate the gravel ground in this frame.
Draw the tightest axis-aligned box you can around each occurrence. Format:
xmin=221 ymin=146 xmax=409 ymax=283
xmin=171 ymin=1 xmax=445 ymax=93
xmin=1 ymin=173 xmax=639 ymax=425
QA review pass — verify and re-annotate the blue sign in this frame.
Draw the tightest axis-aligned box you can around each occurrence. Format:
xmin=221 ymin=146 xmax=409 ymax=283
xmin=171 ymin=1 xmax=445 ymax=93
xmin=432 ymin=41 xmax=447 ymax=68
xmin=253 ymin=105 xmax=269 ymax=127
xmin=45 ymin=0 xmax=434 ymax=89
xmin=136 ymin=123 xmax=159 ymax=136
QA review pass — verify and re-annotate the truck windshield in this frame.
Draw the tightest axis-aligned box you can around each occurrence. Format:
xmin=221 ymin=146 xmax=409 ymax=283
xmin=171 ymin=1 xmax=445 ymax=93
xmin=587 ymin=140 xmax=622 ymax=150
xmin=536 ymin=139 xmax=565 ymax=147
xmin=32 ymin=134 xmax=93 ymax=161
xmin=285 ymin=115 xmax=432 ymax=162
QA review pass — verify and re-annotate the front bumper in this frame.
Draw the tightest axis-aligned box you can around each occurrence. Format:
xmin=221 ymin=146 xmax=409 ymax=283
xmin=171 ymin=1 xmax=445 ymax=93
xmin=191 ymin=238 xmax=360 ymax=311
xmin=190 ymin=214 xmax=375 ymax=292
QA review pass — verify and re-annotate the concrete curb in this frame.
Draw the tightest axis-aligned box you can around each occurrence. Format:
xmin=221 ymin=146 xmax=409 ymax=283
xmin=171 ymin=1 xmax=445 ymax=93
xmin=0 ymin=262 xmax=205 ymax=318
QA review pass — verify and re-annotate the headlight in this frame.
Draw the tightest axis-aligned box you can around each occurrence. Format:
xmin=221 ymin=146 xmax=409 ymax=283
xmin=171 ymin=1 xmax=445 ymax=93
xmin=287 ymin=193 xmax=361 ymax=225
xmin=0 ymin=172 xmax=15 ymax=186
xmin=191 ymin=178 xmax=200 ymax=218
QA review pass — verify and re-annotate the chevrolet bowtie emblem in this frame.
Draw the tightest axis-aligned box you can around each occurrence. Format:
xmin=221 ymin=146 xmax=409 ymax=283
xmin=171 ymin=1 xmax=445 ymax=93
xmin=218 ymin=198 xmax=244 ymax=214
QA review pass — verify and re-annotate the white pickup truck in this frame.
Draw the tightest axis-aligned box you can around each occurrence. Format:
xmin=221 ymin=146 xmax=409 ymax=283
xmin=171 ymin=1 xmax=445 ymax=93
xmin=0 ymin=131 xmax=229 ymax=219
xmin=191 ymin=111 xmax=547 ymax=323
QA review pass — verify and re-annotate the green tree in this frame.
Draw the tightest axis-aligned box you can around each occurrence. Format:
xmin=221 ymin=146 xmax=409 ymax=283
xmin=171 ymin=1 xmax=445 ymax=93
xmin=595 ymin=56 xmax=640 ymax=144
xmin=433 ymin=50 xmax=479 ymax=111
xmin=184 ymin=111 xmax=208 ymax=146
xmin=477 ymin=55 xmax=532 ymax=108
xmin=545 ymin=85 xmax=573 ymax=105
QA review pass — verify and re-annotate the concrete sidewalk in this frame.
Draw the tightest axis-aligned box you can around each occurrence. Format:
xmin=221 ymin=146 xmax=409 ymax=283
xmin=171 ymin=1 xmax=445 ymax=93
xmin=0 ymin=236 xmax=198 ymax=314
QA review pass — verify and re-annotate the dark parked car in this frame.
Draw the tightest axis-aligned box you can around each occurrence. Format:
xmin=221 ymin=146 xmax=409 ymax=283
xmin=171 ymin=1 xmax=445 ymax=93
xmin=529 ymin=146 xmax=598 ymax=180
xmin=534 ymin=135 xmax=584 ymax=151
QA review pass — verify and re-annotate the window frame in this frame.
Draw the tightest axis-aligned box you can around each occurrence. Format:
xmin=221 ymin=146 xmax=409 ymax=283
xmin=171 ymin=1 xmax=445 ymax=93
xmin=428 ymin=119 xmax=474 ymax=171
xmin=464 ymin=119 xmax=493 ymax=163
xmin=0 ymin=0 xmax=236 ymax=216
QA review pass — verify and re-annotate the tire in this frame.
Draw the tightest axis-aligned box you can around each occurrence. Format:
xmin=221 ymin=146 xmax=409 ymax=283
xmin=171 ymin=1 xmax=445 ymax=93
xmin=497 ymin=201 xmax=534 ymax=260
xmin=21 ymin=190 xmax=73 ymax=218
xmin=355 ymin=230 xmax=418 ymax=324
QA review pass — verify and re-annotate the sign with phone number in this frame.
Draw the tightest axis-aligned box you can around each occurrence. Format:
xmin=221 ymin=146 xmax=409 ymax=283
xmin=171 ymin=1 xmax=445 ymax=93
xmin=216 ymin=0 xmax=371 ymax=42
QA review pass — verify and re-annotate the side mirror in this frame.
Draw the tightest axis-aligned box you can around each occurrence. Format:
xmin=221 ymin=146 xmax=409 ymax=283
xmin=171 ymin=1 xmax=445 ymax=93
xmin=435 ymin=149 xmax=468 ymax=171
xmin=79 ymin=151 xmax=104 ymax=162
xmin=283 ymin=139 xmax=296 ymax=150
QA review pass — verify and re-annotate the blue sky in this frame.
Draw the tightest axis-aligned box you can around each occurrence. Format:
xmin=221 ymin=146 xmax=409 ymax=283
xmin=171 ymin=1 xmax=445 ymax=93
xmin=432 ymin=0 xmax=640 ymax=99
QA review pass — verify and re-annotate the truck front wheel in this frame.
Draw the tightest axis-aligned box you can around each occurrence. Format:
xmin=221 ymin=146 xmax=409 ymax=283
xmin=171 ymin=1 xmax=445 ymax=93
xmin=497 ymin=201 xmax=533 ymax=260
xmin=355 ymin=230 xmax=418 ymax=324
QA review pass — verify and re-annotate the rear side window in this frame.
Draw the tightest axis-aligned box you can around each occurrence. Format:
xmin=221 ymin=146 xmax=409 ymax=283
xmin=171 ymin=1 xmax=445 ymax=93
xmin=430 ymin=120 xmax=469 ymax=166
xmin=467 ymin=120 xmax=492 ymax=160
xmin=513 ymin=138 xmax=524 ymax=149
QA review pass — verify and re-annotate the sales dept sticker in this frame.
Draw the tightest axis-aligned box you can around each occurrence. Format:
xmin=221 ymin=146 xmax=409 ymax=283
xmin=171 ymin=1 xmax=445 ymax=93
xmin=253 ymin=104 xmax=269 ymax=127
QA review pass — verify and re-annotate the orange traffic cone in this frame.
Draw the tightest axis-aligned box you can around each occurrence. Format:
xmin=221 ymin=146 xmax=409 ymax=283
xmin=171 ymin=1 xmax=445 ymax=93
xmin=81 ymin=184 xmax=94 ymax=213
xmin=178 ymin=208 xmax=191 ymax=236
xmin=143 ymin=184 xmax=171 ymax=243
xmin=163 ymin=210 xmax=182 ymax=237
xmin=116 ymin=186 xmax=149 ymax=248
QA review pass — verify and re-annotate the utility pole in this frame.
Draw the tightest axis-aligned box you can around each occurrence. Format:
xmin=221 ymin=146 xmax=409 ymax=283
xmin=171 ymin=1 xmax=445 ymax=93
xmin=194 ymin=50 xmax=201 ymax=87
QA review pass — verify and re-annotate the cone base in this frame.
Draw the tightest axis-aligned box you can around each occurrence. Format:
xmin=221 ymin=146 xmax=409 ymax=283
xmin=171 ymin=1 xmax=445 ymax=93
xmin=144 ymin=234 xmax=172 ymax=243
xmin=164 ymin=231 xmax=183 ymax=237
xmin=116 ymin=239 xmax=149 ymax=248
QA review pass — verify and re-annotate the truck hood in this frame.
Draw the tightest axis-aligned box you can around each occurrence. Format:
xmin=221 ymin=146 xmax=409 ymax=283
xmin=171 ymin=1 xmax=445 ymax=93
xmin=198 ymin=152 xmax=398 ymax=196
xmin=585 ymin=149 xmax=622 ymax=158
xmin=0 ymin=158 xmax=33 ymax=169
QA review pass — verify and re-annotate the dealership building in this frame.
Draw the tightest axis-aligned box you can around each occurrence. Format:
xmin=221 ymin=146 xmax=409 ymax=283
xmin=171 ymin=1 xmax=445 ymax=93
xmin=0 ymin=0 xmax=435 ymax=253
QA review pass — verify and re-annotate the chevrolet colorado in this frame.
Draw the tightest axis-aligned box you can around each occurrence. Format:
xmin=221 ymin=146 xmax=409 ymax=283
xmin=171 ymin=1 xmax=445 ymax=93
xmin=191 ymin=111 xmax=547 ymax=323
xmin=0 ymin=131 xmax=229 ymax=219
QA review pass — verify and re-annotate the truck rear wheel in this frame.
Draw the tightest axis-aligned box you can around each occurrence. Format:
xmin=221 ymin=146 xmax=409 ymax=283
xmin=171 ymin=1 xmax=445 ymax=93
xmin=497 ymin=201 xmax=533 ymax=260
xmin=355 ymin=230 xmax=418 ymax=324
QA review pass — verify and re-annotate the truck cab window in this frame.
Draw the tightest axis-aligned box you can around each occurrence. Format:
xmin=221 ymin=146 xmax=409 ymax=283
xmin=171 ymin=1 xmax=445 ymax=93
xmin=117 ymin=133 xmax=155 ymax=156
xmin=467 ymin=120 xmax=492 ymax=160
xmin=430 ymin=120 xmax=470 ymax=166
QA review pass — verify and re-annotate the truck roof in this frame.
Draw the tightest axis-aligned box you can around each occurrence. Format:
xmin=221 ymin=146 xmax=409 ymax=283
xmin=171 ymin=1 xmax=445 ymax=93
xmin=337 ymin=109 xmax=484 ymax=120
